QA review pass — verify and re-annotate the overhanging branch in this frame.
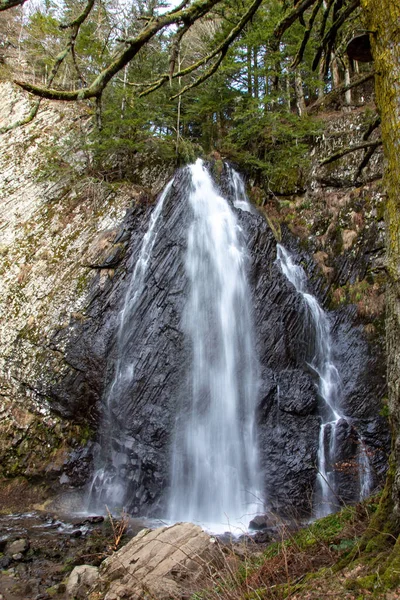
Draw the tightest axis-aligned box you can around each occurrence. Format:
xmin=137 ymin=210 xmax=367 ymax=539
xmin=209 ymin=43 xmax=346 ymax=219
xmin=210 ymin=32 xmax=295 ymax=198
xmin=141 ymin=0 xmax=264 ymax=99
xmin=272 ymin=0 xmax=317 ymax=49
xmin=308 ymin=71 xmax=375 ymax=112
xmin=292 ymin=0 xmax=324 ymax=68
xmin=14 ymin=0 xmax=224 ymax=101
xmin=313 ymin=0 xmax=361 ymax=73
xmin=60 ymin=0 xmax=96 ymax=30
xmin=320 ymin=140 xmax=382 ymax=166
xmin=0 ymin=0 xmax=26 ymax=10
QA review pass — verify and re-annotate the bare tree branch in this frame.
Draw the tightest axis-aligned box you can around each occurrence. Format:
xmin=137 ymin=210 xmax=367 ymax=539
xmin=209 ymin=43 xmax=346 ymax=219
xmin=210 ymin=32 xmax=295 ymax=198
xmin=307 ymin=71 xmax=375 ymax=112
xmin=272 ymin=0 xmax=317 ymax=49
xmin=169 ymin=23 xmax=191 ymax=84
xmin=0 ymin=100 xmax=41 ymax=134
xmin=0 ymin=0 xmax=26 ymax=11
xmin=142 ymin=0 xmax=263 ymax=99
xmin=320 ymin=0 xmax=335 ymax=38
xmin=2 ymin=0 xmax=97 ymax=132
xmin=353 ymin=114 xmax=382 ymax=179
xmin=169 ymin=0 xmax=191 ymax=14
xmin=14 ymin=0 xmax=224 ymax=101
xmin=363 ymin=115 xmax=381 ymax=140
xmin=170 ymin=49 xmax=226 ymax=99
xmin=354 ymin=144 xmax=379 ymax=180
xmin=320 ymin=139 xmax=382 ymax=165
xmin=314 ymin=0 xmax=361 ymax=73
xmin=60 ymin=0 xmax=96 ymax=29
xmin=292 ymin=0 xmax=324 ymax=68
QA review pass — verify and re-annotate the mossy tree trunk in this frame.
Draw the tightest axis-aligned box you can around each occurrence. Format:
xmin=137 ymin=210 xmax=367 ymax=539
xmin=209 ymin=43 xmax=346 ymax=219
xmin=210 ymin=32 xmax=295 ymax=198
xmin=361 ymin=0 xmax=400 ymax=530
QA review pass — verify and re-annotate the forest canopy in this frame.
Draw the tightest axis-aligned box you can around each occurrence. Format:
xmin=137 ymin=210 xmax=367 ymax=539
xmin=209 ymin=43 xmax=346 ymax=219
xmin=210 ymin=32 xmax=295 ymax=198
xmin=0 ymin=0 xmax=373 ymax=186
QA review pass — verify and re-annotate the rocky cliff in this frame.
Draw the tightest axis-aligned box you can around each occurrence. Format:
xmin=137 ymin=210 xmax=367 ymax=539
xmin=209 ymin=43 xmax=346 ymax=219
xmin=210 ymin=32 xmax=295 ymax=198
xmin=0 ymin=81 xmax=174 ymax=490
xmin=0 ymin=82 xmax=389 ymax=516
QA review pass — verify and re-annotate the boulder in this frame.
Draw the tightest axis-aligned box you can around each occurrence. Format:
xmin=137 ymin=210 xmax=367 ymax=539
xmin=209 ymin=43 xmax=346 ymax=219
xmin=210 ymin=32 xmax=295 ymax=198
xmin=66 ymin=564 xmax=99 ymax=599
xmin=96 ymin=522 xmax=221 ymax=600
xmin=248 ymin=515 xmax=270 ymax=531
xmin=7 ymin=538 xmax=29 ymax=555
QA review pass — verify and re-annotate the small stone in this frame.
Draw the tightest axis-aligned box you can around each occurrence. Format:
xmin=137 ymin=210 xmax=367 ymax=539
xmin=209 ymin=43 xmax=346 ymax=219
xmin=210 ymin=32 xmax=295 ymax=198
xmin=248 ymin=515 xmax=270 ymax=531
xmin=66 ymin=565 xmax=99 ymax=599
xmin=0 ymin=556 xmax=11 ymax=569
xmin=253 ymin=530 xmax=272 ymax=544
xmin=70 ymin=529 xmax=83 ymax=538
xmin=12 ymin=553 xmax=23 ymax=561
xmin=7 ymin=538 xmax=30 ymax=555
xmin=85 ymin=516 xmax=104 ymax=524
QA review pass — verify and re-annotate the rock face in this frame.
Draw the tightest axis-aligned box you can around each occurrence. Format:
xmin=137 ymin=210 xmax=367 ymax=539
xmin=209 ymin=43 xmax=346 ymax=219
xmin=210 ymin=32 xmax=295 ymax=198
xmin=66 ymin=565 xmax=99 ymax=600
xmin=52 ymin=164 xmax=388 ymax=517
xmin=0 ymin=82 xmax=389 ymax=517
xmin=0 ymin=81 xmax=174 ymax=489
xmin=60 ymin=167 xmax=320 ymax=515
xmin=87 ymin=523 xmax=221 ymax=600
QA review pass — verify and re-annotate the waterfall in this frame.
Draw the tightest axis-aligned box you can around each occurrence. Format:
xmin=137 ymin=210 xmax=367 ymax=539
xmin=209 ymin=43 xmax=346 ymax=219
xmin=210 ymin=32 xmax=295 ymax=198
xmin=87 ymin=180 xmax=174 ymax=510
xmin=86 ymin=160 xmax=372 ymax=524
xmin=276 ymin=244 xmax=372 ymax=516
xmin=168 ymin=159 xmax=261 ymax=531
xmin=227 ymin=165 xmax=253 ymax=213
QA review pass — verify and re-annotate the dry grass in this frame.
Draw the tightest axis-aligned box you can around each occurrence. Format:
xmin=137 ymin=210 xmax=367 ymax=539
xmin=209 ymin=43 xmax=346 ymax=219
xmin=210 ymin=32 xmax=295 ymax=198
xmin=192 ymin=500 xmax=379 ymax=600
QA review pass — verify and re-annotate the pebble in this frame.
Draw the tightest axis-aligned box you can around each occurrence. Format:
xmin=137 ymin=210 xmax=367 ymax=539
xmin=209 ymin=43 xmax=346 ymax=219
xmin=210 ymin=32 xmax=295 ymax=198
xmin=70 ymin=529 xmax=82 ymax=538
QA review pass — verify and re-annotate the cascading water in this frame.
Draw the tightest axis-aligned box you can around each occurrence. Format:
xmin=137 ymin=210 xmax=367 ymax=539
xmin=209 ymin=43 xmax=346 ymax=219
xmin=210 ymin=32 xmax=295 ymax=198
xmin=276 ymin=244 xmax=372 ymax=516
xmin=168 ymin=160 xmax=261 ymax=531
xmin=88 ymin=180 xmax=174 ymax=510
xmin=227 ymin=165 xmax=253 ymax=213
xmin=86 ymin=159 xmax=375 ymax=524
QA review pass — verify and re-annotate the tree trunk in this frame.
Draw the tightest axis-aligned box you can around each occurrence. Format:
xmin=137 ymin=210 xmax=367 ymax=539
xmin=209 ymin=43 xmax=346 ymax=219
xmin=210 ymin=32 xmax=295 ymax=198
xmin=253 ymin=46 xmax=259 ymax=99
xmin=361 ymin=0 xmax=400 ymax=529
xmin=331 ymin=52 xmax=341 ymax=88
xmin=294 ymin=69 xmax=306 ymax=116
xmin=247 ymin=45 xmax=253 ymax=97
xmin=344 ymin=57 xmax=351 ymax=105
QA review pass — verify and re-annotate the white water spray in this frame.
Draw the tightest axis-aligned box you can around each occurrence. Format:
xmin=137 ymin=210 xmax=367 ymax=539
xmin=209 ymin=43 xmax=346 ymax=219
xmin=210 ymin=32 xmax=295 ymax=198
xmin=168 ymin=160 xmax=261 ymax=532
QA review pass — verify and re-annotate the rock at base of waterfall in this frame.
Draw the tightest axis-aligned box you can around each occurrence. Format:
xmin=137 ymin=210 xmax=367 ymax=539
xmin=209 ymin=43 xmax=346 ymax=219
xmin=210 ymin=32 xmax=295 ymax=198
xmin=66 ymin=565 xmax=99 ymax=599
xmin=92 ymin=522 xmax=222 ymax=600
xmin=248 ymin=515 xmax=270 ymax=531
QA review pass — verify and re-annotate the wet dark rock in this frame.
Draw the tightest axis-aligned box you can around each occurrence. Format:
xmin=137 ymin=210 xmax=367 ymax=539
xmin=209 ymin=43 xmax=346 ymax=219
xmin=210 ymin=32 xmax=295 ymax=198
xmin=44 ymin=163 xmax=389 ymax=517
xmin=253 ymin=530 xmax=272 ymax=544
xmin=277 ymin=371 xmax=317 ymax=416
xmin=70 ymin=530 xmax=82 ymax=538
xmin=0 ymin=556 xmax=11 ymax=569
xmin=62 ymin=444 xmax=95 ymax=488
xmin=249 ymin=515 xmax=270 ymax=531
xmin=84 ymin=516 xmax=104 ymax=524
